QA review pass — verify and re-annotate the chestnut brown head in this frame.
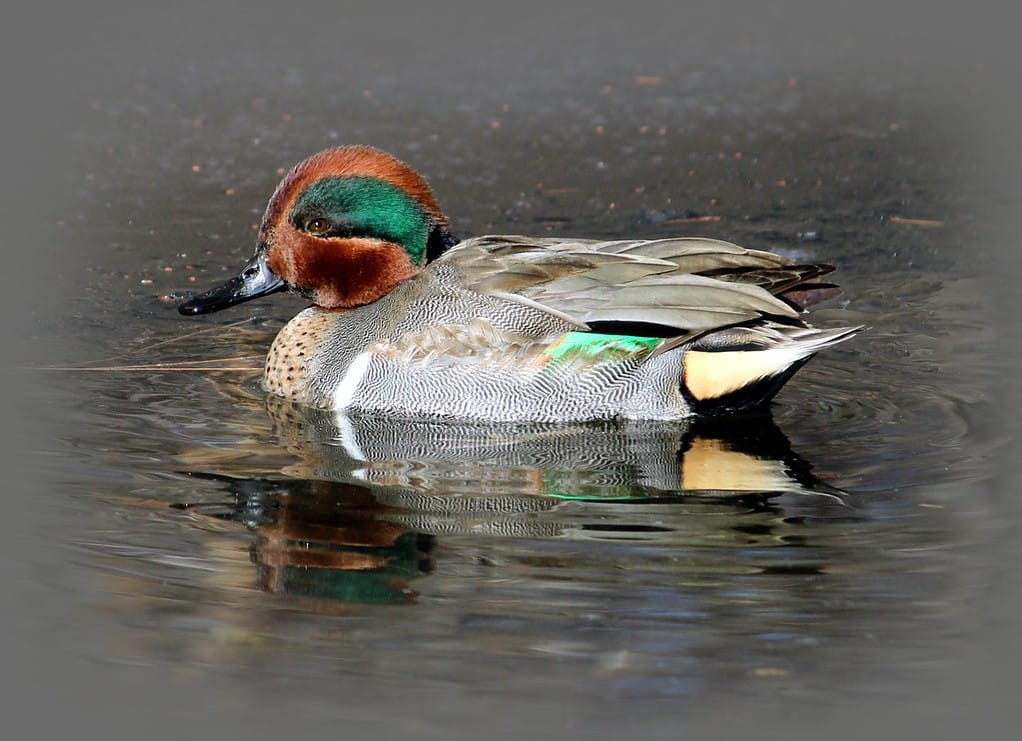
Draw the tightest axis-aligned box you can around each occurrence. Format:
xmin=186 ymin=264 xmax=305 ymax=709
xmin=180 ymin=146 xmax=455 ymax=315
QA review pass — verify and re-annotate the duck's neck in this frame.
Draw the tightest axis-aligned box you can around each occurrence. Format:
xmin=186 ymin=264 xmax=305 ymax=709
xmin=425 ymin=222 xmax=457 ymax=262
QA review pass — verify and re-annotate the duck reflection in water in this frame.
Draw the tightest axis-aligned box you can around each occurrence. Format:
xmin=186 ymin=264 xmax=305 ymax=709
xmin=176 ymin=400 xmax=849 ymax=605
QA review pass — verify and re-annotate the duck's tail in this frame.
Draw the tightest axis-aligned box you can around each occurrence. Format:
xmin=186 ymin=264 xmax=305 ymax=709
xmin=679 ymin=324 xmax=863 ymax=414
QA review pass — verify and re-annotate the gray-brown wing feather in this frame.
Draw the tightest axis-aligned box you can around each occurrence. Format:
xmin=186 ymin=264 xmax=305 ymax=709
xmin=438 ymin=235 xmax=803 ymax=337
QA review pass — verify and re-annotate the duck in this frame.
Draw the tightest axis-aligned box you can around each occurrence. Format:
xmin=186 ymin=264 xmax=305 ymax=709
xmin=179 ymin=145 xmax=861 ymax=422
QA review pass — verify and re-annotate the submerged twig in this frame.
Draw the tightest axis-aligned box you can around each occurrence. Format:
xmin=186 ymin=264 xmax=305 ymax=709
xmin=76 ymin=317 xmax=260 ymax=367
xmin=30 ymin=317 xmax=267 ymax=372
xmin=32 ymin=356 xmax=264 ymax=372
xmin=888 ymin=215 xmax=945 ymax=227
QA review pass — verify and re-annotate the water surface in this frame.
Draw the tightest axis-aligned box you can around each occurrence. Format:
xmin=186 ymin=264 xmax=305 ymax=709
xmin=11 ymin=36 xmax=1018 ymax=740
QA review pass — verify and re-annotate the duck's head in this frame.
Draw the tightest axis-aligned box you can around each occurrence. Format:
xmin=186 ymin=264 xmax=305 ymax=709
xmin=179 ymin=146 xmax=455 ymax=315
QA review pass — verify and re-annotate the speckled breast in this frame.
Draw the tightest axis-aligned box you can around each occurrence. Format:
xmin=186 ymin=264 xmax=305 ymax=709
xmin=262 ymin=308 xmax=339 ymax=406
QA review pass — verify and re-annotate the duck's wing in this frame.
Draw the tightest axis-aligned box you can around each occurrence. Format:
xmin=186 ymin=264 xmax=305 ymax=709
xmin=569 ymin=237 xmax=841 ymax=308
xmin=441 ymin=236 xmax=810 ymax=339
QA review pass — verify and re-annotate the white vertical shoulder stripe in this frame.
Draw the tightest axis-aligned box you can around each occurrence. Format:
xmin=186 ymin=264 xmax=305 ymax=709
xmin=332 ymin=352 xmax=372 ymax=410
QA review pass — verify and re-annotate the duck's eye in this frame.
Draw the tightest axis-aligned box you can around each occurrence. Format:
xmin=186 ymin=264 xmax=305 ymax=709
xmin=305 ymin=218 xmax=331 ymax=235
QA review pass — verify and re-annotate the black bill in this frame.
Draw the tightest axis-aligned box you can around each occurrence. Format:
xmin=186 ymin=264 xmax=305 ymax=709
xmin=178 ymin=252 xmax=286 ymax=315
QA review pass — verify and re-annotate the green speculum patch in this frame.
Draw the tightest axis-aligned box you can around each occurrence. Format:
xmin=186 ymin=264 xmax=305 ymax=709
xmin=543 ymin=332 xmax=661 ymax=365
xmin=290 ymin=176 xmax=431 ymax=263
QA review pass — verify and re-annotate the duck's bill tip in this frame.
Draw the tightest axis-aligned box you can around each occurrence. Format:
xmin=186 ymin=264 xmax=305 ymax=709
xmin=178 ymin=299 xmax=202 ymax=315
xmin=177 ymin=293 xmax=227 ymax=315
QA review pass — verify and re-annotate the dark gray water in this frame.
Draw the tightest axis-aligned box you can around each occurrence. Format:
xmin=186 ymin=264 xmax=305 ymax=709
xmin=5 ymin=7 xmax=1021 ymax=740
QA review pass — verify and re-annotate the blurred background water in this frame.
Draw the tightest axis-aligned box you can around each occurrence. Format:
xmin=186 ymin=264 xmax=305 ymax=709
xmin=3 ymin=3 xmax=1020 ymax=740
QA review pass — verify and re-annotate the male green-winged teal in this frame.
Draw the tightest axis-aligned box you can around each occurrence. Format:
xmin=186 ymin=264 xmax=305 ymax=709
xmin=180 ymin=146 xmax=861 ymax=422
